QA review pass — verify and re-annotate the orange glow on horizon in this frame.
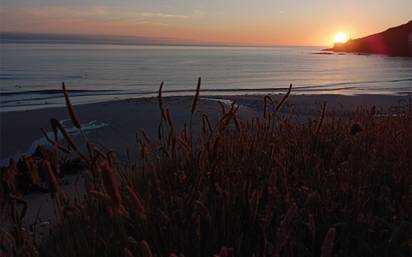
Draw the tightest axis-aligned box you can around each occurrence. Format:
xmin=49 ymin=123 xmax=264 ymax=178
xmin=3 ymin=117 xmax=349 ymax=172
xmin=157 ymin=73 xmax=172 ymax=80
xmin=334 ymin=32 xmax=349 ymax=44
xmin=0 ymin=4 xmax=408 ymax=47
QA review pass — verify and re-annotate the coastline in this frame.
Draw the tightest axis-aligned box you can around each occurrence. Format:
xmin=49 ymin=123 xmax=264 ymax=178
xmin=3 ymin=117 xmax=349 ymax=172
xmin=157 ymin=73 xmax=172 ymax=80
xmin=1 ymin=93 xmax=410 ymax=164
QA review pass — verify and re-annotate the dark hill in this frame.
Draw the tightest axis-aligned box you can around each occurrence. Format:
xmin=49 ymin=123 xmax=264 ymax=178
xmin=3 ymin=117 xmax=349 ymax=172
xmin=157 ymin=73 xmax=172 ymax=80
xmin=325 ymin=21 xmax=412 ymax=57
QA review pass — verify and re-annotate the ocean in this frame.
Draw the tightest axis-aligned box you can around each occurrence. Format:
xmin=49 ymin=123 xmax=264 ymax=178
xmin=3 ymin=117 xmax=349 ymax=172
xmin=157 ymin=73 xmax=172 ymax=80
xmin=1 ymin=43 xmax=411 ymax=112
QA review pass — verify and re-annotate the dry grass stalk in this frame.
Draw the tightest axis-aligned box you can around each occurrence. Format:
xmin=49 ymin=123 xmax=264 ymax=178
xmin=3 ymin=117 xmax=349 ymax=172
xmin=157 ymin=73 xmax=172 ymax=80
xmin=2 ymin=161 xmax=18 ymax=196
xmin=41 ymin=128 xmax=71 ymax=153
xmin=88 ymin=190 xmax=111 ymax=201
xmin=140 ymin=143 xmax=150 ymax=160
xmin=124 ymin=248 xmax=135 ymax=257
xmin=140 ymin=130 xmax=152 ymax=144
xmin=42 ymin=160 xmax=60 ymax=195
xmin=212 ymin=135 xmax=222 ymax=156
xmin=126 ymin=185 xmax=146 ymax=221
xmin=321 ymin=227 xmax=336 ymax=257
xmin=62 ymin=82 xmax=81 ymax=129
xmin=274 ymin=202 xmax=298 ymax=255
xmin=191 ymin=77 xmax=202 ymax=114
xmin=194 ymin=200 xmax=211 ymax=222
xmin=177 ymin=137 xmax=191 ymax=153
xmin=307 ymin=212 xmax=316 ymax=240
xmin=217 ymin=101 xmax=226 ymax=114
xmin=182 ymin=123 xmax=188 ymax=141
xmin=100 ymin=162 xmax=124 ymax=214
xmin=263 ymin=95 xmax=273 ymax=118
xmin=275 ymin=84 xmax=292 ymax=112
xmin=140 ymin=240 xmax=153 ymax=257
xmin=316 ymin=101 xmax=327 ymax=134
xmin=217 ymin=246 xmax=234 ymax=257
xmin=218 ymin=113 xmax=234 ymax=132
xmin=233 ymin=114 xmax=241 ymax=132
xmin=202 ymin=114 xmax=212 ymax=135
xmin=165 ymin=108 xmax=174 ymax=128
xmin=167 ymin=127 xmax=174 ymax=148
xmin=49 ymin=118 xmax=87 ymax=160
xmin=157 ymin=81 xmax=167 ymax=120
xmin=303 ymin=191 xmax=320 ymax=209
xmin=8 ymin=195 xmax=28 ymax=221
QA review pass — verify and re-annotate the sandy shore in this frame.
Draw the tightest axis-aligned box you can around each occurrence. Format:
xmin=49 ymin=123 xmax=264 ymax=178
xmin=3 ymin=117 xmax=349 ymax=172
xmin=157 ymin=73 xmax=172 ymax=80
xmin=0 ymin=96 xmax=258 ymax=163
xmin=1 ymin=93 xmax=410 ymax=230
xmin=1 ymin=94 xmax=410 ymax=163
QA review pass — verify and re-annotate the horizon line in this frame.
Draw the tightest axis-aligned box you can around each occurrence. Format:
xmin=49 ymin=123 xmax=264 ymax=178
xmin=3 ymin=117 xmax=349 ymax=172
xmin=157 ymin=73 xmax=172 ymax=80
xmin=0 ymin=31 xmax=327 ymax=48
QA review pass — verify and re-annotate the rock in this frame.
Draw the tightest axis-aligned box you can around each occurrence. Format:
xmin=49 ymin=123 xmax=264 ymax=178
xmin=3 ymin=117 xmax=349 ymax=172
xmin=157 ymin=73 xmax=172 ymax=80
xmin=324 ymin=21 xmax=412 ymax=57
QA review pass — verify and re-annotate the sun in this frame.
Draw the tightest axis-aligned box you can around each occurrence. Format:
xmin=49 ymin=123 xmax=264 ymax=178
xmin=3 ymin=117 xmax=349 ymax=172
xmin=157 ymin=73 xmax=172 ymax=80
xmin=334 ymin=32 xmax=349 ymax=43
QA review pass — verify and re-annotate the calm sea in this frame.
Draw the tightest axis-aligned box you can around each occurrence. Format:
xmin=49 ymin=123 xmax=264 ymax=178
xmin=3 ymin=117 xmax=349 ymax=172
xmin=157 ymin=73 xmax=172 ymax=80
xmin=1 ymin=43 xmax=411 ymax=112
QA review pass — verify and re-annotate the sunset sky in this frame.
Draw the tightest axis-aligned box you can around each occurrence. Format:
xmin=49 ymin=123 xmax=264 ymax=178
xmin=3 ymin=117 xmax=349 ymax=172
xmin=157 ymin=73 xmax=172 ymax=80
xmin=1 ymin=0 xmax=411 ymax=46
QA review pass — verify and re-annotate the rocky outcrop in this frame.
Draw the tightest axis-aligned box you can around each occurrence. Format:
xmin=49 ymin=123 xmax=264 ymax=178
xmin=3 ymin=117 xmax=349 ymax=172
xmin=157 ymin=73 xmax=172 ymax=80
xmin=325 ymin=21 xmax=412 ymax=57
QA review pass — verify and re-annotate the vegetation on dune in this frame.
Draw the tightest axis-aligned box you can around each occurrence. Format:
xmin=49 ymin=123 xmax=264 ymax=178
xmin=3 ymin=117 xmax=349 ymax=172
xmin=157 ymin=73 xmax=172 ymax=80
xmin=1 ymin=79 xmax=411 ymax=257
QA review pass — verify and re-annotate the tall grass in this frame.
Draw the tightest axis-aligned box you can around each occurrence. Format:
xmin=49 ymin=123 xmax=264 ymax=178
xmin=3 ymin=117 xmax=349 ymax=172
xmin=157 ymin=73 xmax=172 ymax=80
xmin=1 ymin=80 xmax=411 ymax=257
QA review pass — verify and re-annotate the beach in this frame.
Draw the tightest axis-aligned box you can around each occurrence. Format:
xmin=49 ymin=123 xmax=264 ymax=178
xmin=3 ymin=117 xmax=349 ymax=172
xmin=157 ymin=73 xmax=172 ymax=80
xmin=1 ymin=0 xmax=412 ymax=254
xmin=1 ymin=93 xmax=409 ymax=163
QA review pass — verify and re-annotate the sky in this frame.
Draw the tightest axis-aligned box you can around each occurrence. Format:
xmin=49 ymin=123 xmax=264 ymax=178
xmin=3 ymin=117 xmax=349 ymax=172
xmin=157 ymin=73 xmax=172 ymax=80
xmin=1 ymin=0 xmax=411 ymax=46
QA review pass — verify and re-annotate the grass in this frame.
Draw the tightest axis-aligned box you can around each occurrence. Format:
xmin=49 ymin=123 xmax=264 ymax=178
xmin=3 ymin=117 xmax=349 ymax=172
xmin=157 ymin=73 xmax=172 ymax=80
xmin=1 ymin=79 xmax=411 ymax=257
